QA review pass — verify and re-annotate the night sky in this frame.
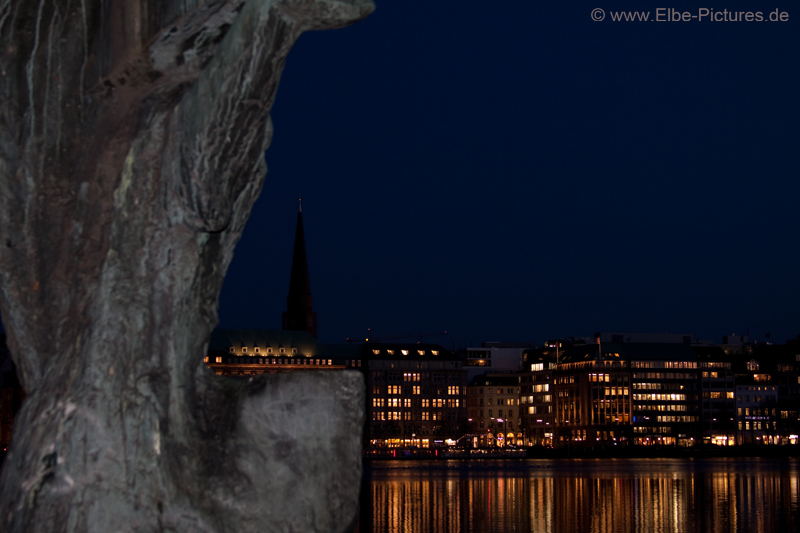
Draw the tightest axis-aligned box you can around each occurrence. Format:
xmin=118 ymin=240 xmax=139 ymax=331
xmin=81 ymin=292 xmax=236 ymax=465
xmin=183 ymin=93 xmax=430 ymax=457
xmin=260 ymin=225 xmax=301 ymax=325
xmin=217 ymin=0 xmax=799 ymax=347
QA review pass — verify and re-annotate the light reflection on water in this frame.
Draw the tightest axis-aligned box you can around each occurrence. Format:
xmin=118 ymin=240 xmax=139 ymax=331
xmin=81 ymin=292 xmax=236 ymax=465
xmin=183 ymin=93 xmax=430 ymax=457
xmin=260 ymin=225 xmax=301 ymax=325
xmin=358 ymin=458 xmax=800 ymax=533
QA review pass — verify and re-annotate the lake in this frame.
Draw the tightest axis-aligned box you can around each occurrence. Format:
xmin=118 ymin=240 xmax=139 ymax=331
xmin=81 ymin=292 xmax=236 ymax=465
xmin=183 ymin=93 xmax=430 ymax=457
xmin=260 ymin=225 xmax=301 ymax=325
xmin=356 ymin=457 xmax=800 ymax=533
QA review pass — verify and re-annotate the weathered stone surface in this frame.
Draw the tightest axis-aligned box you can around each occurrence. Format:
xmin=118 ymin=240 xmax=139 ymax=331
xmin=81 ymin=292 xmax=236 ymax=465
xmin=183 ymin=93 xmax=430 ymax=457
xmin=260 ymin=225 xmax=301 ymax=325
xmin=0 ymin=0 xmax=373 ymax=531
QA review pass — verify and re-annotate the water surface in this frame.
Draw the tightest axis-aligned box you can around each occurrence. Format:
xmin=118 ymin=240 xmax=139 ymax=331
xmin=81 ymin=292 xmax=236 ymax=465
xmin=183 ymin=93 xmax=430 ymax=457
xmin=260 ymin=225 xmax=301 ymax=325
xmin=358 ymin=457 xmax=800 ymax=533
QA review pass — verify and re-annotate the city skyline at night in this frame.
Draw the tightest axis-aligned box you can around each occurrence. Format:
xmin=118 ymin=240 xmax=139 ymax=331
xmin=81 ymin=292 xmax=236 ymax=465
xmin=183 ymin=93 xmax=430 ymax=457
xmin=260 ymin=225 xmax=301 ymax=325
xmin=217 ymin=1 xmax=799 ymax=346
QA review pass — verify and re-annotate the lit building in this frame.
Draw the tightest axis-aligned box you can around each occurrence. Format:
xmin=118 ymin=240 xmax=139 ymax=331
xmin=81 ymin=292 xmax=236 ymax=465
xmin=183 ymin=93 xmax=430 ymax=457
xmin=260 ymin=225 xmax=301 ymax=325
xmin=519 ymin=347 xmax=557 ymax=447
xmin=553 ymin=342 xmax=633 ymax=448
xmin=729 ymin=342 xmax=790 ymax=445
xmin=628 ymin=343 xmax=700 ymax=447
xmin=694 ymin=346 xmax=736 ymax=446
xmin=751 ymin=339 xmax=800 ymax=444
xmin=205 ymin=202 xmax=361 ymax=375
xmin=364 ymin=343 xmax=467 ymax=449
xmin=550 ymin=341 xmax=702 ymax=448
xmin=205 ymin=329 xmax=361 ymax=376
xmin=735 ymin=382 xmax=779 ymax=444
xmin=467 ymin=374 xmax=521 ymax=447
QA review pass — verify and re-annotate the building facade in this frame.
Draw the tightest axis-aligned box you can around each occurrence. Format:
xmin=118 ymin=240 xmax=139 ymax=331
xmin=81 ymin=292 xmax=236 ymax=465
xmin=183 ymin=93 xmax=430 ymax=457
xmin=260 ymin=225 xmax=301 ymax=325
xmin=519 ymin=348 xmax=557 ymax=447
xmin=364 ymin=343 xmax=467 ymax=449
xmin=467 ymin=374 xmax=522 ymax=447
xmin=735 ymin=382 xmax=779 ymax=444
xmin=204 ymin=329 xmax=361 ymax=376
xmin=694 ymin=346 xmax=737 ymax=445
xmin=548 ymin=342 xmax=702 ymax=449
xmin=460 ymin=342 xmax=530 ymax=382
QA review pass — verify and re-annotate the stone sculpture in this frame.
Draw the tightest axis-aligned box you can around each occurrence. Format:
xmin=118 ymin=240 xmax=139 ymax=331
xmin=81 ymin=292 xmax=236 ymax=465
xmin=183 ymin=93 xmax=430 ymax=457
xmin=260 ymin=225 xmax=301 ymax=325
xmin=0 ymin=0 xmax=374 ymax=530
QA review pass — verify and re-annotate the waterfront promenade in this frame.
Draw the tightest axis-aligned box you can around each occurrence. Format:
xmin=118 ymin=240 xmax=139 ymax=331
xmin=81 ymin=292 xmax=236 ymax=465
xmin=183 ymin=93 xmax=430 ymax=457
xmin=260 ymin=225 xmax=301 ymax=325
xmin=365 ymin=444 xmax=799 ymax=461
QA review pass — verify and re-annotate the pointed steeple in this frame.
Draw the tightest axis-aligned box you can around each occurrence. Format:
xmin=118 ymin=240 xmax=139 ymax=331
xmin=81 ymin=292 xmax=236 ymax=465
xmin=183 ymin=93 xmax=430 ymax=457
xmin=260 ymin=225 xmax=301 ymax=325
xmin=282 ymin=199 xmax=317 ymax=338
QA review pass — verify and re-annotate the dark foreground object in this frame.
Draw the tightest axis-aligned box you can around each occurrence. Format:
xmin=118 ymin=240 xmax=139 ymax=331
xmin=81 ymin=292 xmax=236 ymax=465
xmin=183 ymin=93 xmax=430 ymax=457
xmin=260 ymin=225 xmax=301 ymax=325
xmin=0 ymin=0 xmax=372 ymax=531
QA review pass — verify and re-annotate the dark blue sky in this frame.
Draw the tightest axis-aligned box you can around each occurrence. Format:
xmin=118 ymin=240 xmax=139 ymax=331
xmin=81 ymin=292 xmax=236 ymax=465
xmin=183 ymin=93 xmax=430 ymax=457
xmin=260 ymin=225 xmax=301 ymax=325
xmin=217 ymin=0 xmax=799 ymax=346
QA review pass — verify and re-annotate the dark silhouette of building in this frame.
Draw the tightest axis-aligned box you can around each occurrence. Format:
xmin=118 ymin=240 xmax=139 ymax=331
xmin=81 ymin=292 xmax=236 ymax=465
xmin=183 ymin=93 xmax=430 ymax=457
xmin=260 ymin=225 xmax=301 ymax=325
xmin=282 ymin=200 xmax=318 ymax=338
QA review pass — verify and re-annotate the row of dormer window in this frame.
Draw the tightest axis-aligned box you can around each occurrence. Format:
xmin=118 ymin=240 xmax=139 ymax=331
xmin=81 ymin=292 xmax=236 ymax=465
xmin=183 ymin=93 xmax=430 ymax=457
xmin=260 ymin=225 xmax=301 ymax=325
xmin=371 ymin=349 xmax=440 ymax=356
xmin=229 ymin=346 xmax=297 ymax=354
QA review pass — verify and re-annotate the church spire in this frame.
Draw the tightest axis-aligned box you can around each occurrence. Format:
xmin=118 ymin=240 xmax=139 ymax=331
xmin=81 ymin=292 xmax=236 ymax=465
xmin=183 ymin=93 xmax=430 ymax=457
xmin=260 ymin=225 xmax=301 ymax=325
xmin=282 ymin=201 xmax=317 ymax=338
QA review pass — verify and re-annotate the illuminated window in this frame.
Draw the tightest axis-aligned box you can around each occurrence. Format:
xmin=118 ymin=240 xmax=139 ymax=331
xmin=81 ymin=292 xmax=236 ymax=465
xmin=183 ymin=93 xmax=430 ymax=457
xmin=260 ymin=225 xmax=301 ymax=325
xmin=215 ymin=357 xmax=222 ymax=363
xmin=418 ymin=350 xmax=425 ymax=356
xmin=401 ymin=350 xmax=409 ymax=356
xmin=532 ymin=363 xmax=543 ymax=372
xmin=387 ymin=350 xmax=394 ymax=355
xmin=204 ymin=357 xmax=209 ymax=363
xmin=422 ymin=412 xmax=430 ymax=421
xmin=372 ymin=349 xmax=380 ymax=355
xmin=432 ymin=351 xmax=439 ymax=356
